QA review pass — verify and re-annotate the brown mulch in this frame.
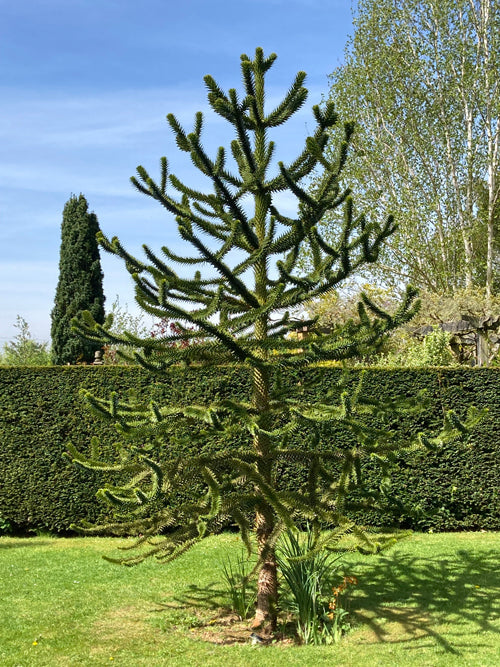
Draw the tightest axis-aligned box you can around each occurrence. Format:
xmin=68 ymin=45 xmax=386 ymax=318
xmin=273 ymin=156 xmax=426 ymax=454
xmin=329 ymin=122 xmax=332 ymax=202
xmin=189 ymin=611 xmax=296 ymax=646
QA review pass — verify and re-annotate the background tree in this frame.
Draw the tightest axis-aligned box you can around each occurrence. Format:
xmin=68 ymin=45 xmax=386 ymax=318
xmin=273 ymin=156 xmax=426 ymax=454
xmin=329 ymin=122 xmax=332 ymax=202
xmin=323 ymin=0 xmax=500 ymax=298
xmin=474 ymin=176 xmax=500 ymax=293
xmin=101 ymin=296 xmax=152 ymax=365
xmin=51 ymin=194 xmax=105 ymax=364
xmin=306 ymin=284 xmax=500 ymax=367
xmin=69 ymin=49 xmax=480 ymax=635
xmin=305 ymin=283 xmax=397 ymax=332
xmin=0 ymin=316 xmax=51 ymax=366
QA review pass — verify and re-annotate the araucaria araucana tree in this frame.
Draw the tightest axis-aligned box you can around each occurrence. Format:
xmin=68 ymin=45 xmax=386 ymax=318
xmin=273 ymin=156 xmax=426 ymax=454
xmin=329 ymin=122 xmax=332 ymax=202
xmin=70 ymin=49 xmax=481 ymax=633
xmin=51 ymin=194 xmax=105 ymax=364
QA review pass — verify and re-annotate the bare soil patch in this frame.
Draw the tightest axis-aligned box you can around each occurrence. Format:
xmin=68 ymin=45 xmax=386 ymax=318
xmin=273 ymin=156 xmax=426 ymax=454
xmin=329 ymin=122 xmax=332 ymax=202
xmin=193 ymin=605 xmax=435 ymax=647
xmin=189 ymin=610 xmax=296 ymax=646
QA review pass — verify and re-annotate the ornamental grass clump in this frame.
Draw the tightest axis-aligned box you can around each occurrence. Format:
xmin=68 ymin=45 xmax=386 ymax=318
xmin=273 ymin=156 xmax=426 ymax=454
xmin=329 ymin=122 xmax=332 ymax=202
xmin=276 ymin=524 xmax=360 ymax=644
xmin=276 ymin=526 xmax=347 ymax=644
xmin=221 ymin=549 xmax=257 ymax=620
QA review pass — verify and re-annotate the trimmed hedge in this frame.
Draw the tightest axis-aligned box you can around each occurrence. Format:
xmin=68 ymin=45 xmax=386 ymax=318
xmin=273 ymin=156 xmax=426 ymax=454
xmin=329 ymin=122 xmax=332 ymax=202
xmin=0 ymin=366 xmax=498 ymax=533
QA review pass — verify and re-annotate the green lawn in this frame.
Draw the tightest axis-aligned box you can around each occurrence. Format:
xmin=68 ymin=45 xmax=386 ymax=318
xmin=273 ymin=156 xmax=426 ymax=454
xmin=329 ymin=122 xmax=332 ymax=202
xmin=0 ymin=532 xmax=498 ymax=666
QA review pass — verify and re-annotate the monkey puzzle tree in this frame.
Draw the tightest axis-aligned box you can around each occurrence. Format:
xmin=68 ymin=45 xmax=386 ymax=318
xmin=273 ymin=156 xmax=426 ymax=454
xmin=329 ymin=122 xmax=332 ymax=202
xmin=51 ymin=194 xmax=105 ymax=364
xmin=69 ymin=48 xmax=480 ymax=634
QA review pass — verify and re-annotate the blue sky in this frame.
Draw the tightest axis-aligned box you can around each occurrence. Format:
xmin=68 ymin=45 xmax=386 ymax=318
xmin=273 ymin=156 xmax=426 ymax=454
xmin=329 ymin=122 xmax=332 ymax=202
xmin=0 ymin=0 xmax=355 ymax=344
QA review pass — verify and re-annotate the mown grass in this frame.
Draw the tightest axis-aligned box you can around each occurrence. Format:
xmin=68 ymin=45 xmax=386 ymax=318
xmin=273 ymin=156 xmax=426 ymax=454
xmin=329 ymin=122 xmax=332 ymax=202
xmin=0 ymin=531 xmax=498 ymax=666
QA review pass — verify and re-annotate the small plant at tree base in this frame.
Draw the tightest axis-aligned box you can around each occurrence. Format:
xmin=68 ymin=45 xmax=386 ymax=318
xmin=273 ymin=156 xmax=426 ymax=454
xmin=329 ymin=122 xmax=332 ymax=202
xmin=68 ymin=48 xmax=484 ymax=635
xmin=323 ymin=574 xmax=358 ymax=643
xmin=220 ymin=550 xmax=257 ymax=620
xmin=276 ymin=525 xmax=346 ymax=644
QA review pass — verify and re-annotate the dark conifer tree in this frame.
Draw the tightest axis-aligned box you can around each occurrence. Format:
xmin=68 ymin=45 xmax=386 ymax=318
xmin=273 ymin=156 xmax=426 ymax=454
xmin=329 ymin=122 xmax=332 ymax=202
xmin=51 ymin=194 xmax=105 ymax=364
xmin=69 ymin=49 xmax=482 ymax=634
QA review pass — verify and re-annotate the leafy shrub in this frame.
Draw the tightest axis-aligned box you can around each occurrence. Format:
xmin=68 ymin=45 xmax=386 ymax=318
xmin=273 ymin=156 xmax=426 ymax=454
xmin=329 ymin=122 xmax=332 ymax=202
xmin=0 ymin=316 xmax=51 ymax=367
xmin=375 ymin=326 xmax=456 ymax=367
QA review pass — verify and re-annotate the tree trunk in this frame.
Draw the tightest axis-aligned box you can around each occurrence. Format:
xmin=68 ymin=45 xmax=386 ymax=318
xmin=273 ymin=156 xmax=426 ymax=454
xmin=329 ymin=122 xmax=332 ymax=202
xmin=251 ymin=363 xmax=278 ymax=633
xmin=253 ymin=507 xmax=278 ymax=633
xmin=251 ymin=95 xmax=277 ymax=630
xmin=486 ymin=202 xmax=495 ymax=301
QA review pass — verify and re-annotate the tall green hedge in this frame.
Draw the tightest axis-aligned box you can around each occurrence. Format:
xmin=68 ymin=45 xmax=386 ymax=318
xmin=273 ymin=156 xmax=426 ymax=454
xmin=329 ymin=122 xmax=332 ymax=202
xmin=0 ymin=366 xmax=498 ymax=533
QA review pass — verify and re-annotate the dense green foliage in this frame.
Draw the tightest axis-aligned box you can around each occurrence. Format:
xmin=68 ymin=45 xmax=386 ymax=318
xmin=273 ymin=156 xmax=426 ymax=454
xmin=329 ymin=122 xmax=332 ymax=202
xmin=51 ymin=194 xmax=105 ymax=364
xmin=306 ymin=285 xmax=500 ymax=367
xmin=0 ymin=366 xmax=497 ymax=534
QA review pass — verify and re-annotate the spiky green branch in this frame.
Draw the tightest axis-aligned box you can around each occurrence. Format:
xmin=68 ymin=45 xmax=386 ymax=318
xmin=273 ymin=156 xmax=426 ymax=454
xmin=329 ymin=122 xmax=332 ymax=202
xmin=69 ymin=48 xmax=484 ymax=634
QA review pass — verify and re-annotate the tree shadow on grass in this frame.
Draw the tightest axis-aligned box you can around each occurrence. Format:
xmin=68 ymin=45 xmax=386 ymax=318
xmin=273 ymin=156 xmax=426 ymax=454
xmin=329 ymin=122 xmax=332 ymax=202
xmin=345 ymin=547 xmax=500 ymax=655
xmin=153 ymin=580 xmax=244 ymax=615
xmin=157 ymin=546 xmax=499 ymax=655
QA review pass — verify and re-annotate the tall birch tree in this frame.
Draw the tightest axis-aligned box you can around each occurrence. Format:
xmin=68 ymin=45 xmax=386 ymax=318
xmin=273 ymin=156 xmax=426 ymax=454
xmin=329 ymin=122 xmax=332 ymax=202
xmin=325 ymin=0 xmax=500 ymax=298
